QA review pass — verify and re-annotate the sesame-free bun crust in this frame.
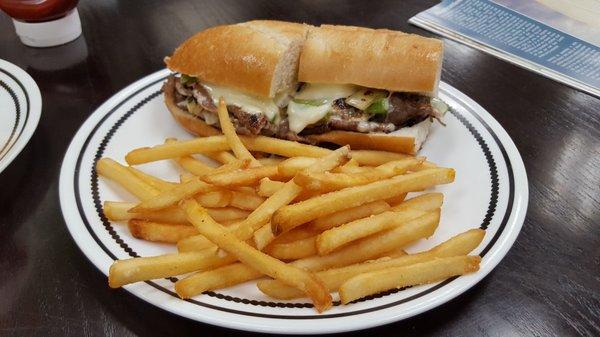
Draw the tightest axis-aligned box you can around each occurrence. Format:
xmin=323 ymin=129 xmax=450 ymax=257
xmin=165 ymin=20 xmax=310 ymax=98
xmin=299 ymin=25 xmax=443 ymax=95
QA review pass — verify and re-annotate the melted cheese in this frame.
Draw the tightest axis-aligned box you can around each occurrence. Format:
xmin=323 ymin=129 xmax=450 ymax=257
xmin=201 ymin=83 xmax=280 ymax=121
xmin=295 ymin=83 xmax=358 ymax=100
xmin=287 ymin=101 xmax=330 ymax=133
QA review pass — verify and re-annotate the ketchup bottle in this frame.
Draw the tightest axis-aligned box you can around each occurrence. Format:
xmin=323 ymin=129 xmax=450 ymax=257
xmin=0 ymin=0 xmax=82 ymax=47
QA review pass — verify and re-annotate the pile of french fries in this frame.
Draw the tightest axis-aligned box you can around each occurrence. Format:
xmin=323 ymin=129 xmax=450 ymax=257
xmin=98 ymin=98 xmax=483 ymax=312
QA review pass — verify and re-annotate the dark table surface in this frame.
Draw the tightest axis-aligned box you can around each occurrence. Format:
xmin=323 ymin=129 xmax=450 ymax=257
xmin=1 ymin=1 xmax=599 ymax=336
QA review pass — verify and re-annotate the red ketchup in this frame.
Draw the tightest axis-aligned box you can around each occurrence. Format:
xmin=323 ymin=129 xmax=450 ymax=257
xmin=0 ymin=0 xmax=82 ymax=47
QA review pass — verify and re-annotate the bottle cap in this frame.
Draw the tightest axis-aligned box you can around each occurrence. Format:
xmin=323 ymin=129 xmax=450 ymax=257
xmin=12 ymin=9 xmax=82 ymax=48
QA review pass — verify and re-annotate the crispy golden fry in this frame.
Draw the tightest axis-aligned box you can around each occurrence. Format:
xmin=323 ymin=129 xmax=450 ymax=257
xmin=183 ymin=199 xmax=332 ymax=312
xmin=175 ymin=263 xmax=262 ymax=298
xmin=257 ymin=178 xmax=285 ymax=197
xmin=339 ymin=255 xmax=481 ymax=303
xmin=177 ymin=234 xmax=216 ymax=252
xmin=125 ymin=135 xmax=328 ymax=165
xmin=316 ymin=209 xmax=428 ymax=255
xmin=169 ymin=136 xmax=237 ymax=167
xmin=231 ymin=147 xmax=351 ymax=244
xmin=277 ymin=157 xmax=317 ymax=178
xmin=241 ymin=136 xmax=330 ymax=159
xmin=130 ymin=177 xmax=217 ymax=212
xmin=217 ymin=98 xmax=261 ymax=167
xmin=195 ymin=190 xmax=232 ymax=208
xmin=204 ymin=151 xmax=238 ymax=164
xmin=104 ymin=201 xmax=187 ymax=223
xmin=253 ymin=223 xmax=277 ymax=250
xmin=291 ymin=210 xmax=440 ymax=271
xmin=125 ymin=136 xmax=429 ymax=167
xmin=229 ymin=191 xmax=265 ymax=210
xmin=175 ymin=156 xmax=215 ymax=176
xmin=257 ymin=229 xmax=485 ymax=299
xmin=254 ymin=224 xmax=319 ymax=251
xmin=259 ymin=233 xmax=481 ymax=300
xmin=108 ymin=247 xmax=236 ymax=288
xmin=127 ymin=167 xmax=177 ymax=191
xmin=384 ymin=193 xmax=407 ymax=206
xmin=207 ymin=207 xmax=250 ymax=222
xmin=391 ymin=192 xmax=444 ymax=210
xmin=271 ymin=227 xmax=318 ymax=244
xmin=257 ymin=157 xmax=285 ymax=166
xmin=104 ymin=201 xmax=248 ymax=224
xmin=265 ymin=236 xmax=317 ymax=260
xmin=272 ymin=168 xmax=455 ymax=234
xmin=204 ymin=165 xmax=280 ymax=187
xmin=232 ymin=186 xmax=257 ymax=194
xmin=128 ymin=220 xmax=197 ymax=243
xmin=96 ymin=158 xmax=159 ymax=200
xmin=309 ymin=201 xmax=391 ymax=231
xmin=295 ymin=157 xmax=425 ymax=192
xmin=334 ymin=165 xmax=370 ymax=174
xmin=350 ymin=150 xmax=410 ymax=166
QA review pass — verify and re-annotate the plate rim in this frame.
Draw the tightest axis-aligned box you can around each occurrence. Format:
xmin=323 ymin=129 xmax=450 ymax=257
xmin=0 ymin=59 xmax=42 ymax=174
xmin=59 ymin=69 xmax=529 ymax=334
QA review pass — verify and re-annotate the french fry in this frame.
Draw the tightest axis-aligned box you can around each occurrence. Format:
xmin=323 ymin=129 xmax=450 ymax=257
xmin=96 ymin=158 xmax=159 ymax=200
xmin=104 ymin=202 xmax=248 ymax=223
xmin=125 ymin=135 xmax=331 ymax=165
xmin=339 ymin=256 xmax=481 ymax=304
xmin=175 ymin=263 xmax=263 ymax=298
xmin=232 ymin=186 xmax=257 ymax=194
xmin=108 ymin=247 xmax=236 ymax=288
xmin=253 ymin=223 xmax=277 ymax=250
xmin=258 ymin=229 xmax=484 ymax=299
xmin=229 ymin=191 xmax=265 ymax=211
xmin=183 ymin=199 xmax=332 ymax=312
xmin=295 ymin=157 xmax=425 ymax=192
xmin=270 ymin=226 xmax=318 ymax=244
xmin=291 ymin=210 xmax=440 ymax=272
xmin=384 ymin=193 xmax=407 ymax=206
xmin=204 ymin=151 xmax=238 ymax=164
xmin=316 ymin=209 xmax=428 ymax=255
xmin=207 ymin=207 xmax=250 ymax=222
xmin=217 ymin=98 xmax=260 ymax=167
xmin=204 ymin=166 xmax=280 ymax=187
xmin=277 ymin=157 xmax=317 ymax=178
xmin=334 ymin=165 xmax=370 ymax=174
xmin=178 ymin=213 xmax=439 ymax=296
xmin=128 ymin=220 xmax=197 ymax=243
xmin=177 ymin=234 xmax=216 ymax=252
xmin=257 ymin=157 xmax=285 ymax=166
xmin=391 ymin=192 xmax=444 ymax=210
xmin=309 ymin=200 xmax=391 ymax=231
xmin=257 ymin=178 xmax=285 ymax=197
xmin=127 ymin=167 xmax=177 ymax=191
xmin=175 ymin=156 xmax=215 ymax=176
xmin=241 ymin=136 xmax=330 ymax=159
xmin=196 ymin=190 xmax=232 ymax=208
xmin=129 ymin=177 xmax=217 ymax=212
xmin=264 ymin=236 xmax=317 ymax=260
xmin=272 ymin=168 xmax=455 ymax=234
xmin=231 ymin=147 xmax=351 ymax=244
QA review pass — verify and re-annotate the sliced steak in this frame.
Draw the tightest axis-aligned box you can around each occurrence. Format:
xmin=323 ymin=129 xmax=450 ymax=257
xmin=384 ymin=93 xmax=434 ymax=127
xmin=327 ymin=99 xmax=395 ymax=133
xmin=228 ymin=105 xmax=269 ymax=135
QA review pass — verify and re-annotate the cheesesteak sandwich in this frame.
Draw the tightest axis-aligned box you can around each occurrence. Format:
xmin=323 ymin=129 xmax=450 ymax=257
xmin=164 ymin=20 xmax=447 ymax=154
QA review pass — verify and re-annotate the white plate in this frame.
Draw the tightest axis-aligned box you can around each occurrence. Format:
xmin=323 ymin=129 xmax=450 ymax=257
xmin=59 ymin=69 xmax=528 ymax=334
xmin=0 ymin=59 xmax=42 ymax=174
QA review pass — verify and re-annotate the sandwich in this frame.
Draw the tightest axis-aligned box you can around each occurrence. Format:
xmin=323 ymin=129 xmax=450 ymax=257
xmin=163 ymin=20 xmax=447 ymax=154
